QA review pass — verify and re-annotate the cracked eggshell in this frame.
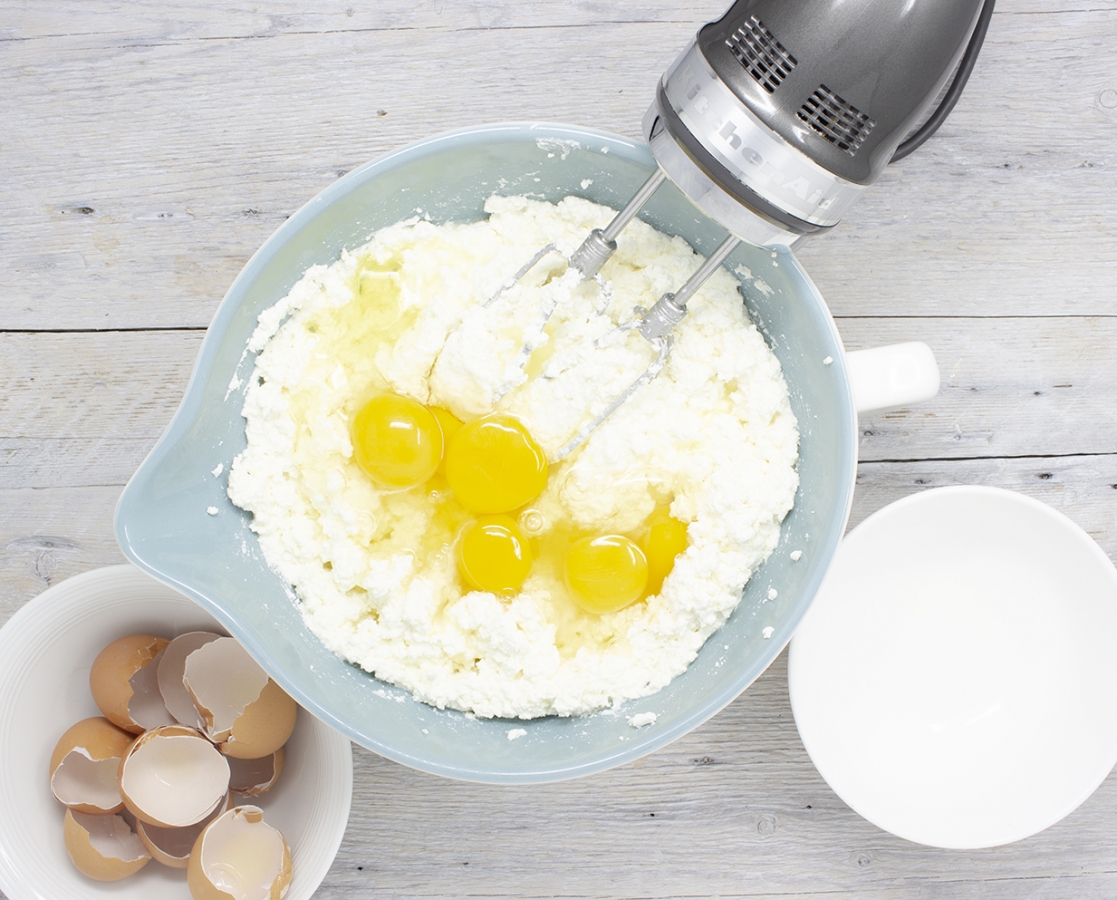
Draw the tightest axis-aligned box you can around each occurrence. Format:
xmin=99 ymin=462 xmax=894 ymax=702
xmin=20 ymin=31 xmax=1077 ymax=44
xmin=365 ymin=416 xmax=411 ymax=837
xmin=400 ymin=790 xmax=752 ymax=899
xmin=118 ymin=724 xmax=231 ymax=828
xmin=89 ymin=633 xmax=176 ymax=734
xmin=184 ymin=637 xmax=298 ymax=759
xmin=187 ymin=806 xmax=291 ymax=900
xmin=159 ymin=631 xmax=224 ymax=728
xmin=219 ymin=681 xmax=298 ymax=761
xmin=228 ymin=747 xmax=285 ymax=797
xmin=50 ymin=716 xmax=135 ymax=815
xmin=63 ymin=808 xmax=151 ymax=881
xmin=137 ymin=791 xmax=234 ymax=869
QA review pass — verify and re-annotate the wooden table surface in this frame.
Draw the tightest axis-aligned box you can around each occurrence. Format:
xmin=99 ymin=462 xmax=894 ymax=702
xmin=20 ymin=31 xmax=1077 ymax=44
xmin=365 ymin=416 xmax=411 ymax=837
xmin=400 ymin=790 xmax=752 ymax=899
xmin=4 ymin=1 xmax=1117 ymax=897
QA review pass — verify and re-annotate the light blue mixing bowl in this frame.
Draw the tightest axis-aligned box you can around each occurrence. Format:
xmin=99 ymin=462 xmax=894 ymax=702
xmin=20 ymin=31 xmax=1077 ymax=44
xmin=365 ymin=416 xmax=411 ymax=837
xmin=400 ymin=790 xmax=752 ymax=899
xmin=115 ymin=123 xmax=857 ymax=783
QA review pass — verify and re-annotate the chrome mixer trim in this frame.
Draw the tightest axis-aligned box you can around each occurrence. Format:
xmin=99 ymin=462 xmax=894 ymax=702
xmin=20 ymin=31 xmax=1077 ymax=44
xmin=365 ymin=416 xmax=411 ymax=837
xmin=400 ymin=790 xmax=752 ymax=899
xmin=644 ymin=101 xmax=805 ymax=248
xmin=660 ymin=40 xmax=865 ymax=228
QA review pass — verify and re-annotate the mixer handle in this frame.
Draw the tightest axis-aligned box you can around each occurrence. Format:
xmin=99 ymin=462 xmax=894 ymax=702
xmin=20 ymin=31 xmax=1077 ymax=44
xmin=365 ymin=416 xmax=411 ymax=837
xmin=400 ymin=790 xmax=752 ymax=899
xmin=846 ymin=342 xmax=941 ymax=417
xmin=891 ymin=0 xmax=997 ymax=162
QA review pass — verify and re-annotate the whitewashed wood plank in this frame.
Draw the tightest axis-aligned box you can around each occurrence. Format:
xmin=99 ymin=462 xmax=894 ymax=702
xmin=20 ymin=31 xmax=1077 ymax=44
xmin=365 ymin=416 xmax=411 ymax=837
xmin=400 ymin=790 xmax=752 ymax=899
xmin=4 ymin=315 xmax=1117 ymax=487
xmin=0 ymin=21 xmax=687 ymax=330
xmin=0 ymin=486 xmax=125 ymax=622
xmin=841 ymin=316 xmax=1117 ymax=462
xmin=795 ymin=5 xmax=1117 ymax=318
xmin=4 ymin=458 xmax=1114 ymax=620
xmin=4 ymin=0 xmax=1112 ymax=42
xmin=851 ymin=455 xmax=1117 ymax=558
xmin=1 ymin=0 xmax=723 ymax=42
xmin=2 ymin=7 xmax=1116 ymax=329
xmin=0 ymin=331 xmax=203 ymax=488
xmin=313 ymin=652 xmax=1117 ymax=900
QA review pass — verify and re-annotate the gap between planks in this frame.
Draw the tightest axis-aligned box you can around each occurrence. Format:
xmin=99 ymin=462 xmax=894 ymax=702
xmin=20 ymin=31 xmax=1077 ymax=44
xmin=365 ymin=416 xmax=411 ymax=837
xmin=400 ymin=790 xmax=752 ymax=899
xmin=3 ymin=313 xmax=1117 ymax=336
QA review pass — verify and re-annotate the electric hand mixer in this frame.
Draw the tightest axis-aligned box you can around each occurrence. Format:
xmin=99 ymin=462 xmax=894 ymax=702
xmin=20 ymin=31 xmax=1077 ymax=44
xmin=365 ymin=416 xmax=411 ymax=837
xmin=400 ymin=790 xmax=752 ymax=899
xmin=496 ymin=0 xmax=995 ymax=458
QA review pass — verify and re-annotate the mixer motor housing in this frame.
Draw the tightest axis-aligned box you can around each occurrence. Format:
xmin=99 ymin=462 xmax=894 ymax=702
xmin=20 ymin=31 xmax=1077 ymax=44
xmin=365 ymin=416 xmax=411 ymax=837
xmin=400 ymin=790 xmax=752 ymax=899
xmin=645 ymin=0 xmax=988 ymax=247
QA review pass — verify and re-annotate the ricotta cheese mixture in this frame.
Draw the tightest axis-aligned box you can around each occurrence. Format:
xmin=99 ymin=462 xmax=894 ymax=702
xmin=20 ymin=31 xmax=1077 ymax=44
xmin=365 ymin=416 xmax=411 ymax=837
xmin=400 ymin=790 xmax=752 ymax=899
xmin=228 ymin=194 xmax=799 ymax=719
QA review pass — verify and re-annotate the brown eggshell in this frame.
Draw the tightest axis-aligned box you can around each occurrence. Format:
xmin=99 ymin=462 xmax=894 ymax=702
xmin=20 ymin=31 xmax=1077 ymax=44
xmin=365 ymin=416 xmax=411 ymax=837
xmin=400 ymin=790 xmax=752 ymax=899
xmin=227 ymin=746 xmax=285 ymax=796
xmin=118 ymin=724 xmax=230 ymax=828
xmin=186 ymin=806 xmax=291 ymax=900
xmin=63 ymin=808 xmax=150 ymax=881
xmin=50 ymin=717 xmax=135 ymax=815
xmin=183 ymin=637 xmax=298 ymax=758
xmin=183 ymin=638 xmax=269 ymax=743
xmin=220 ymin=680 xmax=298 ymax=760
xmin=136 ymin=791 xmax=234 ymax=869
xmin=89 ymin=633 xmax=173 ymax=734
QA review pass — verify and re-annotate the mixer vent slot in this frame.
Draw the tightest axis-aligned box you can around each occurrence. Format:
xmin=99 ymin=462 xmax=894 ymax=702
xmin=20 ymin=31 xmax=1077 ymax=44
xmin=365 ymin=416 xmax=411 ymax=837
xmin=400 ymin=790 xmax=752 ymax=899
xmin=797 ymin=85 xmax=876 ymax=155
xmin=725 ymin=16 xmax=797 ymax=93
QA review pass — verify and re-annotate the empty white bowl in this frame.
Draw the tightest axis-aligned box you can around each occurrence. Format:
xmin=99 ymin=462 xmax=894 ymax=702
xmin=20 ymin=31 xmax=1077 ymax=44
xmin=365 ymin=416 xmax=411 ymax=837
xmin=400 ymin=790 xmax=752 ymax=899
xmin=789 ymin=486 xmax=1117 ymax=848
xmin=0 ymin=565 xmax=353 ymax=900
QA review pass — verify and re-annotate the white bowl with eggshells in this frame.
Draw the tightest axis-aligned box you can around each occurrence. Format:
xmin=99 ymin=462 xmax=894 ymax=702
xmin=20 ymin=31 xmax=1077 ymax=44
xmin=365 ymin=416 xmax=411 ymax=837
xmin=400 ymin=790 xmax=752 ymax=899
xmin=0 ymin=564 xmax=352 ymax=900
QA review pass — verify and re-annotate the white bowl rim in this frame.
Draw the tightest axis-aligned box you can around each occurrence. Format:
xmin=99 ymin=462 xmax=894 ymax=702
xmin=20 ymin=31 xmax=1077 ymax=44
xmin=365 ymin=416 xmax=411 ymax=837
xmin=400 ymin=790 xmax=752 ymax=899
xmin=0 ymin=564 xmax=353 ymax=900
xmin=788 ymin=485 xmax=1117 ymax=848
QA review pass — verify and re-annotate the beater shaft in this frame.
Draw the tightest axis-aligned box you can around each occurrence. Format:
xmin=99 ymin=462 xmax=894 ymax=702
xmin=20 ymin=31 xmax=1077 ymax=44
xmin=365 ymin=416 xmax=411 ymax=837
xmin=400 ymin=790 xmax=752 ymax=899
xmin=570 ymin=168 xmax=667 ymax=278
xmin=637 ymin=234 xmax=741 ymax=341
xmin=553 ymin=232 xmax=742 ymax=460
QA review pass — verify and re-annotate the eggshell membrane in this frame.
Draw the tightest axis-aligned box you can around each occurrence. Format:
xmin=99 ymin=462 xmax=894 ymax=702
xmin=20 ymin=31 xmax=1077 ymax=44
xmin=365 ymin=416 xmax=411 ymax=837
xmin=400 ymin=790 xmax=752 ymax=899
xmin=128 ymin=645 xmax=178 ymax=730
xmin=159 ymin=631 xmax=223 ymax=728
xmin=63 ymin=808 xmax=150 ymax=881
xmin=118 ymin=724 xmax=230 ymax=828
xmin=89 ymin=633 xmax=171 ymax=734
xmin=221 ymin=681 xmax=298 ymax=760
xmin=184 ymin=638 xmax=268 ymax=743
xmin=227 ymin=747 xmax=285 ymax=797
xmin=137 ymin=791 xmax=234 ymax=869
xmin=184 ymin=637 xmax=298 ymax=758
xmin=50 ymin=716 xmax=135 ymax=815
xmin=187 ymin=806 xmax=292 ymax=900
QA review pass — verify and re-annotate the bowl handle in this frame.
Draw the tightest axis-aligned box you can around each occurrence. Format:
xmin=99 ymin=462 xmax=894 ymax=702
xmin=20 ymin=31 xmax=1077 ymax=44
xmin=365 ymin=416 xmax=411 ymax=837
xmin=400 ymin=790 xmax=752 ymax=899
xmin=846 ymin=342 xmax=941 ymax=416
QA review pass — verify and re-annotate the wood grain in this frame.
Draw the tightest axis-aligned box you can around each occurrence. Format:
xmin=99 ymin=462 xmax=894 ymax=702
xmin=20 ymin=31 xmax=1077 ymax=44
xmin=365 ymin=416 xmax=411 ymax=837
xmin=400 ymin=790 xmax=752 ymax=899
xmin=4 ymin=0 xmax=1117 ymax=898
xmin=2 ymin=5 xmax=1116 ymax=329
xmin=321 ymin=653 xmax=1117 ymax=900
xmin=0 ymin=487 xmax=125 ymax=622
xmin=4 ymin=315 xmax=1116 ymax=488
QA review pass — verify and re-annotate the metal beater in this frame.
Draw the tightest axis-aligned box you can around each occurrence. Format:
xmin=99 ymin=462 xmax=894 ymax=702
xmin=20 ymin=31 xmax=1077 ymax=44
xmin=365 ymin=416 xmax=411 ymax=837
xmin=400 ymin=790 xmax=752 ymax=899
xmin=500 ymin=0 xmax=996 ymax=457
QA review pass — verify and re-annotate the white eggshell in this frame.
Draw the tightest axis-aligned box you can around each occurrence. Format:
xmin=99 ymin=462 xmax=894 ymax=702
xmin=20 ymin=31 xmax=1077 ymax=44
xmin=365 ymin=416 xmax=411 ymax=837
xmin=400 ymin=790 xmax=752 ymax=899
xmin=118 ymin=724 xmax=230 ymax=828
xmin=158 ymin=631 xmax=223 ymax=728
xmin=187 ymin=806 xmax=291 ymax=900
xmin=184 ymin=637 xmax=297 ymax=759
xmin=50 ymin=717 xmax=135 ymax=815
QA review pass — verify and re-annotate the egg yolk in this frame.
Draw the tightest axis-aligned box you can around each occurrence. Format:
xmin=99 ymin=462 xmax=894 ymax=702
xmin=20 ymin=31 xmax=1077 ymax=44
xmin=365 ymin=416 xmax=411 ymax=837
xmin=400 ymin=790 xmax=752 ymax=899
xmin=351 ymin=393 xmax=443 ymax=489
xmin=641 ymin=506 xmax=689 ymax=597
xmin=457 ymin=515 xmax=533 ymax=594
xmin=444 ymin=415 xmax=548 ymax=514
xmin=429 ymin=407 xmax=464 ymax=446
xmin=565 ymin=535 xmax=648 ymax=615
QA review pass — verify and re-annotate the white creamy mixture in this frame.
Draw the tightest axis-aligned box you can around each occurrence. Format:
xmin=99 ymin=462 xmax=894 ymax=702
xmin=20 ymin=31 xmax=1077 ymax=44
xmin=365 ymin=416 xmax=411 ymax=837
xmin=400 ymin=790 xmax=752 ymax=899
xmin=228 ymin=195 xmax=798 ymax=719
